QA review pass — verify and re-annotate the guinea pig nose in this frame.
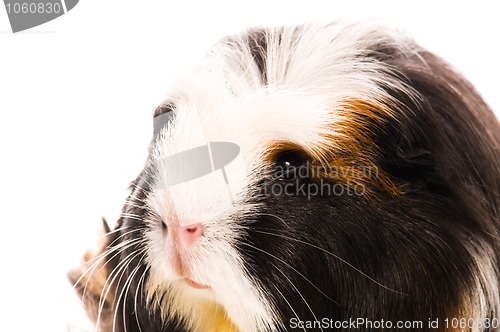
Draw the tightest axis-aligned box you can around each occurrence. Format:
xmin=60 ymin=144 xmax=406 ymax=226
xmin=180 ymin=223 xmax=204 ymax=245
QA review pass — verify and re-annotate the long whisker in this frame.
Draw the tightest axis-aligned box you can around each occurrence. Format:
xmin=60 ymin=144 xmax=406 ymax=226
xmin=271 ymin=283 xmax=306 ymax=332
xmin=119 ymin=212 xmax=147 ymax=222
xmin=95 ymin=239 xmax=145 ymax=330
xmin=77 ymin=228 xmax=142 ymax=272
xmin=122 ymin=200 xmax=147 ymax=210
xmin=110 ymin=255 xmax=137 ymax=332
xmin=242 ymin=242 xmax=338 ymax=304
xmin=270 ymin=262 xmax=324 ymax=332
xmin=108 ymin=228 xmax=146 ymax=247
xmin=93 ymin=225 xmax=132 ymax=242
xmin=104 ymin=242 xmax=144 ymax=302
xmin=127 ymin=180 xmax=152 ymax=200
xmin=78 ymin=243 xmax=140 ymax=308
xmin=134 ymin=266 xmax=150 ymax=332
xmin=254 ymin=229 xmax=405 ymax=295
xmin=257 ymin=213 xmax=289 ymax=227
xmin=95 ymin=255 xmax=132 ymax=332
xmin=73 ymin=231 xmax=144 ymax=297
xmin=74 ymin=238 xmax=141 ymax=308
xmin=114 ymin=252 xmax=146 ymax=332
xmin=111 ymin=256 xmax=135 ymax=332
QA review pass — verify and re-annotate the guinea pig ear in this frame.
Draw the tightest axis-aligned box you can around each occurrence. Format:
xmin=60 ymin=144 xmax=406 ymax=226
xmin=68 ymin=217 xmax=118 ymax=331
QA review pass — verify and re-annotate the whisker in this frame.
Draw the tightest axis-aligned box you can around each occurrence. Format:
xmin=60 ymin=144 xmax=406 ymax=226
xmin=270 ymin=262 xmax=323 ymax=332
xmin=127 ymin=183 xmax=152 ymax=201
xmin=96 ymin=239 xmax=146 ymax=330
xmin=74 ymin=234 xmax=144 ymax=297
xmin=257 ymin=213 xmax=289 ymax=227
xmin=242 ymin=242 xmax=338 ymax=304
xmin=93 ymin=255 xmax=132 ymax=331
xmin=272 ymin=283 xmax=306 ymax=332
xmin=73 ymin=246 xmax=137 ymax=311
xmin=131 ymin=172 xmax=155 ymax=190
xmin=92 ymin=225 xmax=132 ymax=242
xmin=110 ymin=257 xmax=134 ymax=332
xmin=254 ymin=229 xmax=405 ymax=295
xmin=108 ymin=228 xmax=146 ymax=247
xmin=95 ymin=255 xmax=132 ymax=332
xmin=102 ymin=253 xmax=140 ymax=332
xmin=82 ymin=229 xmax=143 ymax=268
xmin=114 ymin=252 xmax=146 ymax=332
xmin=134 ymin=266 xmax=150 ymax=332
xmin=122 ymin=201 xmax=147 ymax=211
xmin=119 ymin=212 xmax=147 ymax=222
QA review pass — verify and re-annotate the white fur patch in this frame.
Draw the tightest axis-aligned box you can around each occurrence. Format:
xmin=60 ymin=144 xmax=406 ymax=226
xmin=142 ymin=22 xmax=416 ymax=331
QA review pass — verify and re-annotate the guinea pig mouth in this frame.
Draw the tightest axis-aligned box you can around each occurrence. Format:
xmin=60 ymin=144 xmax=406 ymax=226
xmin=184 ymin=278 xmax=211 ymax=290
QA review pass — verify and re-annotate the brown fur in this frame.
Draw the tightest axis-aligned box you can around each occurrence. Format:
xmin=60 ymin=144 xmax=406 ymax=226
xmin=68 ymin=218 xmax=117 ymax=332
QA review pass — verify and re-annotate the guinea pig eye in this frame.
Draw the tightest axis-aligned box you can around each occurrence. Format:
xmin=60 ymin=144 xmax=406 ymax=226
xmin=153 ymin=103 xmax=176 ymax=138
xmin=274 ymin=149 xmax=309 ymax=181
xmin=154 ymin=102 xmax=175 ymax=117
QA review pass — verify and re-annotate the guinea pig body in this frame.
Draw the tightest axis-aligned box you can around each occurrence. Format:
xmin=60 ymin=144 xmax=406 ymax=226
xmin=70 ymin=22 xmax=500 ymax=332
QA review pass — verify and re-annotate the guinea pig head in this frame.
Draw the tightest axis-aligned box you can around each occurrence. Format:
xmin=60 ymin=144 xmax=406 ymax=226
xmin=70 ymin=22 xmax=500 ymax=332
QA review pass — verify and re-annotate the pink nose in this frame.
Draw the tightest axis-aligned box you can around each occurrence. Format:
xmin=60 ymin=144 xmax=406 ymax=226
xmin=180 ymin=223 xmax=204 ymax=245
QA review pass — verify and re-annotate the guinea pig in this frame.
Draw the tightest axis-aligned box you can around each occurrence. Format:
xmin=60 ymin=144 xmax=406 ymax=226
xmin=69 ymin=21 xmax=500 ymax=332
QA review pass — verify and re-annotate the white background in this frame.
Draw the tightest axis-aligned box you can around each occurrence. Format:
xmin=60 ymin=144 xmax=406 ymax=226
xmin=0 ymin=1 xmax=499 ymax=331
